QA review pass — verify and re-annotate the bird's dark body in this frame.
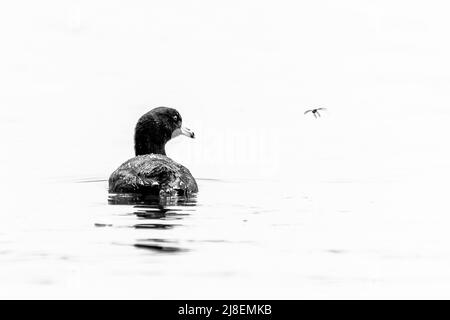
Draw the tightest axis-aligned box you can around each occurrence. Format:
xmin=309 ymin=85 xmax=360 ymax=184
xmin=109 ymin=154 xmax=198 ymax=195
xmin=108 ymin=107 xmax=198 ymax=196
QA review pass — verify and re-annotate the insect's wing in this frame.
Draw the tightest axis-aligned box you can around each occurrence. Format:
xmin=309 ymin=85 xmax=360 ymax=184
xmin=304 ymin=110 xmax=311 ymax=114
xmin=317 ymin=107 xmax=327 ymax=111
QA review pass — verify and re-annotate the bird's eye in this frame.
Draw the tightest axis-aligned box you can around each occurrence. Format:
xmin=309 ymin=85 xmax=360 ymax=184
xmin=173 ymin=115 xmax=178 ymax=121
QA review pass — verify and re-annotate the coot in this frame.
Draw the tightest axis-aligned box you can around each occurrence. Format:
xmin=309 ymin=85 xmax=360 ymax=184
xmin=109 ymin=107 xmax=198 ymax=196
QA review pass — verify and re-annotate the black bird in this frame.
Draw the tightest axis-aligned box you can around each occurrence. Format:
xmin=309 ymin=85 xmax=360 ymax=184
xmin=304 ymin=107 xmax=326 ymax=118
xmin=109 ymin=107 xmax=198 ymax=196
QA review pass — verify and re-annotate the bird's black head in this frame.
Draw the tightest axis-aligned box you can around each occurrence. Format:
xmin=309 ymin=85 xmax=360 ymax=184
xmin=134 ymin=107 xmax=195 ymax=156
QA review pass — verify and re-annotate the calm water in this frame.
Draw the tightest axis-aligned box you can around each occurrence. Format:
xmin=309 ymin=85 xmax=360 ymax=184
xmin=2 ymin=172 xmax=450 ymax=299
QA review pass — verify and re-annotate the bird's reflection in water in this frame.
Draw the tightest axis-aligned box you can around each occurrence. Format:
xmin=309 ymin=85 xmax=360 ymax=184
xmin=107 ymin=193 xmax=197 ymax=253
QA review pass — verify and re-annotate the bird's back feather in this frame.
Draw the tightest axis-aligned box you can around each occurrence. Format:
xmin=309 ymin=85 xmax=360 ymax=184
xmin=109 ymin=154 xmax=198 ymax=195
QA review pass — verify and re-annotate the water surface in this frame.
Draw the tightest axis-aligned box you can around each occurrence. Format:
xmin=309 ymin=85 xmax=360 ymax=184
xmin=1 ymin=174 xmax=449 ymax=299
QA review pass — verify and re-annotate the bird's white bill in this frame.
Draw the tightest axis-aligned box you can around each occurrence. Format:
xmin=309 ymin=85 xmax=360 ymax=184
xmin=172 ymin=126 xmax=195 ymax=139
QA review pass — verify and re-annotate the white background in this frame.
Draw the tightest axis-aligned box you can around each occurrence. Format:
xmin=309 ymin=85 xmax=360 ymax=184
xmin=1 ymin=0 xmax=449 ymax=182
